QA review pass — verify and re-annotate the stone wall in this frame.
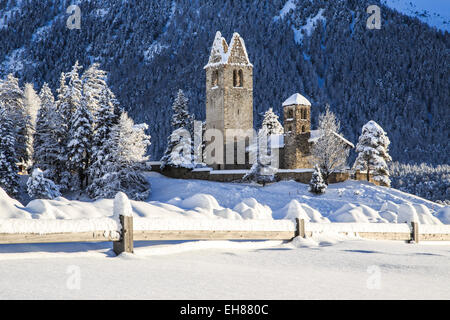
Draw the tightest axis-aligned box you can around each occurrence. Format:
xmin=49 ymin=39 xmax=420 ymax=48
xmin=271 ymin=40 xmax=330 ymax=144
xmin=283 ymin=133 xmax=313 ymax=169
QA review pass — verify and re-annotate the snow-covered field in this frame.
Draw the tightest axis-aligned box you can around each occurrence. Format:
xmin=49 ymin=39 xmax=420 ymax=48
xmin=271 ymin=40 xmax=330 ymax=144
xmin=0 ymin=173 xmax=449 ymax=299
xmin=1 ymin=172 xmax=448 ymax=226
xmin=0 ymin=237 xmax=449 ymax=299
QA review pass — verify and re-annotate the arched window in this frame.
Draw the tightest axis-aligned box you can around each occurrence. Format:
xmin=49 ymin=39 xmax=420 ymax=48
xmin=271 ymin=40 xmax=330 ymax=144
xmin=302 ymin=125 xmax=306 ymax=133
xmin=212 ymin=70 xmax=218 ymax=86
xmin=288 ymin=109 xmax=293 ymax=118
xmin=288 ymin=125 xmax=292 ymax=132
xmin=233 ymin=70 xmax=243 ymax=87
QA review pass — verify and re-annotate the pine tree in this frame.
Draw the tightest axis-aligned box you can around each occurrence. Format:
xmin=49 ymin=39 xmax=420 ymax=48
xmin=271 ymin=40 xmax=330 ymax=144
xmin=243 ymin=128 xmax=277 ymax=186
xmin=33 ymin=83 xmax=60 ymax=179
xmin=310 ymin=105 xmax=349 ymax=184
xmin=161 ymin=89 xmax=194 ymax=170
xmin=0 ymin=74 xmax=33 ymax=172
xmin=67 ymin=96 xmax=94 ymax=189
xmin=88 ymin=88 xmax=120 ymax=197
xmin=23 ymin=83 xmax=41 ymax=127
xmin=81 ymin=63 xmax=108 ymax=116
xmin=27 ymin=168 xmax=61 ymax=200
xmin=90 ymin=112 xmax=151 ymax=200
xmin=56 ymin=62 xmax=84 ymax=190
xmin=354 ymin=120 xmax=392 ymax=186
xmin=261 ymin=108 xmax=284 ymax=135
xmin=54 ymin=72 xmax=71 ymax=188
xmin=309 ymin=165 xmax=327 ymax=194
xmin=170 ymin=89 xmax=192 ymax=130
xmin=0 ymin=108 xmax=20 ymax=197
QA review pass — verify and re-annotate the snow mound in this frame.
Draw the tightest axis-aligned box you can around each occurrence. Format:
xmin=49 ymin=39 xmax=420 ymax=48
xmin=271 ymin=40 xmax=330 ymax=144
xmin=328 ymin=203 xmax=388 ymax=223
xmin=435 ymin=207 xmax=450 ymax=225
xmin=181 ymin=194 xmax=222 ymax=211
xmin=213 ymin=208 xmax=243 ymax=220
xmin=379 ymin=210 xmax=398 ymax=223
xmin=0 ymin=187 xmax=30 ymax=219
xmin=233 ymin=198 xmax=273 ymax=220
xmin=26 ymin=200 xmax=70 ymax=219
xmin=280 ymin=200 xmax=329 ymax=223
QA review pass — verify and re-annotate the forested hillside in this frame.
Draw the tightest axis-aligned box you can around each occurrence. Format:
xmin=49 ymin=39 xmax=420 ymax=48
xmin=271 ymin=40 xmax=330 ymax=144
xmin=1 ymin=0 xmax=448 ymax=164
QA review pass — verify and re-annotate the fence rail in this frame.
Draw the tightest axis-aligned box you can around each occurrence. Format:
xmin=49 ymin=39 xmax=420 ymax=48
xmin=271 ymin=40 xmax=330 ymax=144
xmin=1 ymin=215 xmax=449 ymax=255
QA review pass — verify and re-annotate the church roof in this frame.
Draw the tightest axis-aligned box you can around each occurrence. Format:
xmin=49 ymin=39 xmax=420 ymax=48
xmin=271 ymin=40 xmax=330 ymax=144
xmin=204 ymin=31 xmax=253 ymax=69
xmin=308 ymin=130 xmax=355 ymax=148
xmin=282 ymin=93 xmax=311 ymax=107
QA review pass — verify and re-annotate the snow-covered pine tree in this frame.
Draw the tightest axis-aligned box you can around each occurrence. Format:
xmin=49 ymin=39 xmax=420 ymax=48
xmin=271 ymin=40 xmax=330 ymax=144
xmin=0 ymin=74 xmax=33 ymax=172
xmin=354 ymin=120 xmax=392 ymax=186
xmin=27 ymin=168 xmax=61 ymax=200
xmin=23 ymin=83 xmax=41 ymax=127
xmin=170 ymin=89 xmax=192 ymax=130
xmin=54 ymin=72 xmax=71 ymax=189
xmin=309 ymin=165 xmax=327 ymax=194
xmin=261 ymin=108 xmax=284 ymax=135
xmin=33 ymin=83 xmax=60 ymax=179
xmin=67 ymin=95 xmax=94 ymax=189
xmin=0 ymin=108 xmax=20 ymax=197
xmin=160 ymin=89 xmax=194 ymax=170
xmin=243 ymin=128 xmax=277 ymax=186
xmin=56 ymin=62 xmax=84 ymax=190
xmin=90 ymin=112 xmax=151 ymax=200
xmin=310 ymin=105 xmax=349 ymax=184
xmin=81 ymin=63 xmax=108 ymax=116
xmin=87 ymin=88 xmax=120 ymax=198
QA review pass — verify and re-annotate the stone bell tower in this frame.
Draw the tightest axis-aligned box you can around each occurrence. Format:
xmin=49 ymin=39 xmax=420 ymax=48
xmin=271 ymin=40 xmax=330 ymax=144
xmin=283 ymin=93 xmax=312 ymax=169
xmin=204 ymin=31 xmax=253 ymax=169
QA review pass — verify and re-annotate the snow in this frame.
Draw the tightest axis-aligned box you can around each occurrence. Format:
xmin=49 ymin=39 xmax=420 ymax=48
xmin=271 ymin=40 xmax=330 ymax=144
xmin=292 ymin=8 xmax=326 ymax=45
xmin=382 ymin=0 xmax=450 ymax=31
xmin=204 ymin=31 xmax=253 ymax=69
xmin=144 ymin=42 xmax=169 ymax=61
xmin=269 ymin=134 xmax=284 ymax=148
xmin=274 ymin=0 xmax=296 ymax=21
xmin=436 ymin=207 xmax=450 ymax=224
xmin=280 ymin=200 xmax=330 ymax=223
xmin=308 ymin=129 xmax=355 ymax=148
xmin=0 ymin=237 xmax=449 ymax=299
xmin=0 ymin=172 xmax=449 ymax=298
xmin=0 ymin=172 xmax=448 ymax=233
xmin=282 ymin=93 xmax=311 ymax=106
xmin=113 ymin=192 xmax=133 ymax=218
xmin=0 ymin=218 xmax=119 ymax=235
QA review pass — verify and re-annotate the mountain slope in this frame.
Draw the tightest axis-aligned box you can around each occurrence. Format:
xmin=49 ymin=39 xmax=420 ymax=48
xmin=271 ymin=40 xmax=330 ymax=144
xmin=0 ymin=0 xmax=448 ymax=165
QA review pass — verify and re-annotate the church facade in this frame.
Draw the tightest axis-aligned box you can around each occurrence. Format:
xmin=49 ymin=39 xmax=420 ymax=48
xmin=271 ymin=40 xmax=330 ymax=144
xmin=203 ymin=31 xmax=353 ymax=170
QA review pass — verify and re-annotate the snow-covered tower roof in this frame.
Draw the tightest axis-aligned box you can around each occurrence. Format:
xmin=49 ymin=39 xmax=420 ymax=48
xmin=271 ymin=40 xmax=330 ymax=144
xmin=206 ymin=31 xmax=229 ymax=66
xmin=204 ymin=31 xmax=253 ymax=69
xmin=282 ymin=93 xmax=311 ymax=107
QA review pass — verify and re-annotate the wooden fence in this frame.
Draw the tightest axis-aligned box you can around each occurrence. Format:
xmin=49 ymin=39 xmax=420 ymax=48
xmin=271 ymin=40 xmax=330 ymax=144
xmin=1 ymin=213 xmax=449 ymax=255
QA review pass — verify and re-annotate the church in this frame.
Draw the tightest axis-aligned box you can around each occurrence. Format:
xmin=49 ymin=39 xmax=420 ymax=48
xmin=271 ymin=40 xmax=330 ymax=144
xmin=203 ymin=31 xmax=353 ymax=170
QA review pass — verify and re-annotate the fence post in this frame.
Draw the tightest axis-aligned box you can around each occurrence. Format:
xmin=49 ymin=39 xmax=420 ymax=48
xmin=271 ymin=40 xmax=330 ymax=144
xmin=410 ymin=221 xmax=419 ymax=244
xmin=113 ymin=192 xmax=134 ymax=255
xmin=295 ymin=218 xmax=306 ymax=238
